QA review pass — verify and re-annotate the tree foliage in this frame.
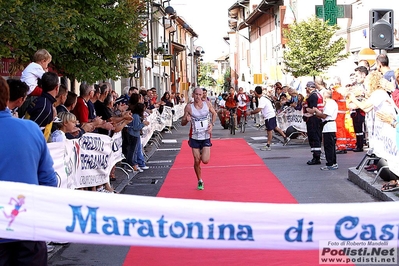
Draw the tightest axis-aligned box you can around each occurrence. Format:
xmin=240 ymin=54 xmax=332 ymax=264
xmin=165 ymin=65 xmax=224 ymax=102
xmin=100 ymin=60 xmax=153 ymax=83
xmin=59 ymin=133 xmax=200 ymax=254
xmin=283 ymin=16 xmax=349 ymax=77
xmin=0 ymin=0 xmax=148 ymax=83
xmin=198 ymin=62 xmax=216 ymax=88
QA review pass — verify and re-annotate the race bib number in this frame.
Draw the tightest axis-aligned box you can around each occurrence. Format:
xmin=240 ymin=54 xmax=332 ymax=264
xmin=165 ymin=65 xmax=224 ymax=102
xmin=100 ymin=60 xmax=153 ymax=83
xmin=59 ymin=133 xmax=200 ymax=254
xmin=194 ymin=119 xmax=208 ymax=133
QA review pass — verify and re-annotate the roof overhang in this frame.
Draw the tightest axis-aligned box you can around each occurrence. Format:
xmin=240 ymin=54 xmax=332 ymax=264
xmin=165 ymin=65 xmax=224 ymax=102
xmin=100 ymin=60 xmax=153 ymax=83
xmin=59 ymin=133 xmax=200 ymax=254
xmin=228 ymin=0 xmax=250 ymax=13
xmin=228 ymin=1 xmax=250 ymax=30
xmin=215 ymin=54 xmax=229 ymax=61
xmin=176 ymin=16 xmax=198 ymax=38
xmin=237 ymin=0 xmax=280 ymax=30
xmin=171 ymin=41 xmax=186 ymax=53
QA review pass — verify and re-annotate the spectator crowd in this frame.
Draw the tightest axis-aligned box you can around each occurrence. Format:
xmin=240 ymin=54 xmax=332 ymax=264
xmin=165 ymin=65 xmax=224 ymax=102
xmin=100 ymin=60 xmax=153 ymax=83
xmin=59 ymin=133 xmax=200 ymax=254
xmin=214 ymin=54 xmax=399 ymax=191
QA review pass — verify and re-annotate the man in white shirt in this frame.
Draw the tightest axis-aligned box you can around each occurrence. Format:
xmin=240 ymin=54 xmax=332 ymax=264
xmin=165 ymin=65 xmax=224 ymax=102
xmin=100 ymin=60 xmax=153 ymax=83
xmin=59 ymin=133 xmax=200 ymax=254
xmin=308 ymin=90 xmax=338 ymax=170
xmin=249 ymin=86 xmax=289 ymax=151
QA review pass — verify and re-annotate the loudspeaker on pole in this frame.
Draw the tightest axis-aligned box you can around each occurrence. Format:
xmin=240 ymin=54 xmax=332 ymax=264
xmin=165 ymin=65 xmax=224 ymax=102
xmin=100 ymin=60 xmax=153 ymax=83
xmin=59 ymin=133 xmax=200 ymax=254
xmin=369 ymin=9 xmax=394 ymax=50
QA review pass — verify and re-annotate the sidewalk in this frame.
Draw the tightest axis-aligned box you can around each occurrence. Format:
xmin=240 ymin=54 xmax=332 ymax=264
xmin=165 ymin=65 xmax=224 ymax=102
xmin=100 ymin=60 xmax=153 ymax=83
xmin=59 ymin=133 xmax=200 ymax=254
xmin=348 ymin=167 xmax=399 ymax=202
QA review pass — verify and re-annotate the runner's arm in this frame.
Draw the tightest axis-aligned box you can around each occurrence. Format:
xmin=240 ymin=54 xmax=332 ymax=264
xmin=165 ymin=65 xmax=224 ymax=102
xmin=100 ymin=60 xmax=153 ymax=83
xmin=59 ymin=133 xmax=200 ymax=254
xmin=181 ymin=104 xmax=191 ymax=126
xmin=207 ymin=101 xmax=217 ymax=126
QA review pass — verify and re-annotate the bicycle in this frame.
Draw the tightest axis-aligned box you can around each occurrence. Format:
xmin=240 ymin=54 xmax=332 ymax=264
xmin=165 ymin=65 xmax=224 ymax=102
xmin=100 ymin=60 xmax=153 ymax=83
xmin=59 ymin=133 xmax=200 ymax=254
xmin=237 ymin=107 xmax=247 ymax=133
xmin=227 ymin=107 xmax=236 ymax=135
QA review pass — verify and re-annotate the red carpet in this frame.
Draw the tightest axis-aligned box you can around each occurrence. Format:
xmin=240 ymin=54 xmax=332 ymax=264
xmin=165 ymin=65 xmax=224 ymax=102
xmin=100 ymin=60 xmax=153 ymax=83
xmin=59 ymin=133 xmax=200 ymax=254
xmin=123 ymin=139 xmax=342 ymax=265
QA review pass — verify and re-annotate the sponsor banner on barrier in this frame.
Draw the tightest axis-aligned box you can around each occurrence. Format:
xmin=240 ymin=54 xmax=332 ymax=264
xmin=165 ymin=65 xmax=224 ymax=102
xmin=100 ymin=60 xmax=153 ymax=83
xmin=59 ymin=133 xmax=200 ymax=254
xmin=49 ymin=133 xmax=124 ymax=189
xmin=365 ymin=112 xmax=399 ymax=177
xmin=1 ymin=181 xmax=399 ymax=250
xmin=47 ymin=104 xmax=186 ymax=189
xmin=276 ymin=107 xmax=307 ymax=133
xmin=141 ymin=104 xmax=185 ymax=147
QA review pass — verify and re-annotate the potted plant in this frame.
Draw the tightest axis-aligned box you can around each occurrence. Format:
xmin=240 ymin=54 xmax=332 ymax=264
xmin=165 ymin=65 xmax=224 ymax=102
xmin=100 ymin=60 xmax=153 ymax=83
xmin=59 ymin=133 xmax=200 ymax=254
xmin=155 ymin=47 xmax=166 ymax=55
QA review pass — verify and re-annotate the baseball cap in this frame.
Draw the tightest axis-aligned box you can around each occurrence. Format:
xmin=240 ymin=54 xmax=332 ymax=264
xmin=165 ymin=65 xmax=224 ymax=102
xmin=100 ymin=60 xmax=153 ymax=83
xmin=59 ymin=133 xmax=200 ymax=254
xmin=306 ymin=81 xmax=316 ymax=88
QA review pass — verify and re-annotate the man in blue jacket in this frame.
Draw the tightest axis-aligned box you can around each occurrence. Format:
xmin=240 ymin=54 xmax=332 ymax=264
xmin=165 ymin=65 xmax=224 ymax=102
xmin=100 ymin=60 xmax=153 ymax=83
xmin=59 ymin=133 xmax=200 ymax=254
xmin=0 ymin=76 xmax=57 ymax=265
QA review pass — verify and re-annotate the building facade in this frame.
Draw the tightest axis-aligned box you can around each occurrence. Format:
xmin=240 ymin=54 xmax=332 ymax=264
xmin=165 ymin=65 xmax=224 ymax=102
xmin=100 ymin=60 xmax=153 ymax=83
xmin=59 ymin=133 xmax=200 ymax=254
xmin=226 ymin=0 xmax=399 ymax=90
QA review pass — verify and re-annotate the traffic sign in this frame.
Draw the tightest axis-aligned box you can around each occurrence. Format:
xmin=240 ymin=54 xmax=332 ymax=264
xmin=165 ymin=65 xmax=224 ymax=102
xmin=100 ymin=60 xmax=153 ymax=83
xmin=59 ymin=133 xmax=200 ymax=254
xmin=358 ymin=48 xmax=377 ymax=66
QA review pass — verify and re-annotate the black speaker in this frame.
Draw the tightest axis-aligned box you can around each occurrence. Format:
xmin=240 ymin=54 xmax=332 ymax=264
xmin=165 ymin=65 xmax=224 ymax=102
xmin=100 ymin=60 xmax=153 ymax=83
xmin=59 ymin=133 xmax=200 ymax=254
xmin=369 ymin=9 xmax=394 ymax=50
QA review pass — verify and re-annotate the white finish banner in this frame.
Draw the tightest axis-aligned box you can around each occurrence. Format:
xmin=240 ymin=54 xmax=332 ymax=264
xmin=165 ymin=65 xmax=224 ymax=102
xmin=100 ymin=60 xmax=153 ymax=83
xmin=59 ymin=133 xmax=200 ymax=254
xmin=0 ymin=180 xmax=398 ymax=249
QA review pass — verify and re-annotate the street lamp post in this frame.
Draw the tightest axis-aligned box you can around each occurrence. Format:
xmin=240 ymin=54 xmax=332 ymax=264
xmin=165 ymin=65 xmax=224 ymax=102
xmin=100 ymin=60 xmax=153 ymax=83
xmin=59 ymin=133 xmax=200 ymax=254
xmin=160 ymin=0 xmax=175 ymax=94
xmin=193 ymin=46 xmax=205 ymax=88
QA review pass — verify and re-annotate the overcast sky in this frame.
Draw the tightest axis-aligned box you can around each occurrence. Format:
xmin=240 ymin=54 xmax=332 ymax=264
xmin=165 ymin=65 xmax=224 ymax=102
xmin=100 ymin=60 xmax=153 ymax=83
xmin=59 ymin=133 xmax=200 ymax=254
xmin=170 ymin=0 xmax=232 ymax=62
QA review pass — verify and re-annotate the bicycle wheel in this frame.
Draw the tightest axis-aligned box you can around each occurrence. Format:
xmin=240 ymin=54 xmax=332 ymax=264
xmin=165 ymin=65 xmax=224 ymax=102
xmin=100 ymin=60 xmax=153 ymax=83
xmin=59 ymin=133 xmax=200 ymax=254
xmin=232 ymin=122 xmax=236 ymax=135
xmin=241 ymin=116 xmax=246 ymax=133
xmin=229 ymin=115 xmax=234 ymax=135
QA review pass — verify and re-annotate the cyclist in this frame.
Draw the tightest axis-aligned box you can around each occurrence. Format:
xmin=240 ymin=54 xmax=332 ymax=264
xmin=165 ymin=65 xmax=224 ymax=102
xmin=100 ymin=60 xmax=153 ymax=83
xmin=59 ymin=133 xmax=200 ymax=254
xmin=236 ymin=87 xmax=249 ymax=125
xmin=225 ymin=87 xmax=238 ymax=127
xmin=217 ymin=93 xmax=228 ymax=127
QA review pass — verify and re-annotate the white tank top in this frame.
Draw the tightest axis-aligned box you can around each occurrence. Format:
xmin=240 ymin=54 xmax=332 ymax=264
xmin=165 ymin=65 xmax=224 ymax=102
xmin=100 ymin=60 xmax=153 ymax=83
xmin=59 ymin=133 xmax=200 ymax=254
xmin=190 ymin=102 xmax=210 ymax=140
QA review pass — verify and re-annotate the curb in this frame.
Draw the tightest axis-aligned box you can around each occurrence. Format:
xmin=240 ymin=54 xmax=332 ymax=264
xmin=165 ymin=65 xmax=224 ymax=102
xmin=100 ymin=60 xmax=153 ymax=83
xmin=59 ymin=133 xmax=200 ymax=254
xmin=348 ymin=167 xmax=399 ymax=202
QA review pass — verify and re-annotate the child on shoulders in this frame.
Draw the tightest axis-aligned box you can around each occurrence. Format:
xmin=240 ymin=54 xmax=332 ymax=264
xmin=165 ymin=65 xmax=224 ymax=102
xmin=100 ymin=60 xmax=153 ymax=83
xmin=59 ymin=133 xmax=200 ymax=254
xmin=21 ymin=49 xmax=52 ymax=96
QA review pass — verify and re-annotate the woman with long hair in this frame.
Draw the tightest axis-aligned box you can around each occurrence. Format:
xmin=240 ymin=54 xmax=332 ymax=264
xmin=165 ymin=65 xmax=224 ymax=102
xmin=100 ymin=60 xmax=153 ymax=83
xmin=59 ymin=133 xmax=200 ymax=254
xmin=126 ymin=103 xmax=149 ymax=172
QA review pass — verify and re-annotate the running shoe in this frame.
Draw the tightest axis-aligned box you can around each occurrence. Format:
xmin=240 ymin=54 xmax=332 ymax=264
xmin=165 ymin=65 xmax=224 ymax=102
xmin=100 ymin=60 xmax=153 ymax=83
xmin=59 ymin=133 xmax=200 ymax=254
xmin=320 ymin=164 xmax=339 ymax=170
xmin=134 ymin=167 xmax=144 ymax=173
xmin=197 ymin=180 xmax=204 ymax=190
xmin=260 ymin=144 xmax=271 ymax=151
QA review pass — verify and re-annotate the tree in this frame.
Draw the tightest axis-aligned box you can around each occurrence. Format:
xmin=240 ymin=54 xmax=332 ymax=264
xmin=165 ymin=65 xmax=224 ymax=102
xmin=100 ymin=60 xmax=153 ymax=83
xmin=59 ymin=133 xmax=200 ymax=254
xmin=283 ymin=16 xmax=349 ymax=78
xmin=198 ymin=62 xmax=216 ymax=88
xmin=0 ymin=0 xmax=148 ymax=83
xmin=0 ymin=1 xmax=76 ymax=74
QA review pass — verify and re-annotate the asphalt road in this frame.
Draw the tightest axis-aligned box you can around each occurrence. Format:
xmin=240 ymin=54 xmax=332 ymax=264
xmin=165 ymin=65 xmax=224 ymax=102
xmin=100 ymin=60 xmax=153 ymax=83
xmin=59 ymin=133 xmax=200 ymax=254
xmin=48 ymin=118 xmax=380 ymax=266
